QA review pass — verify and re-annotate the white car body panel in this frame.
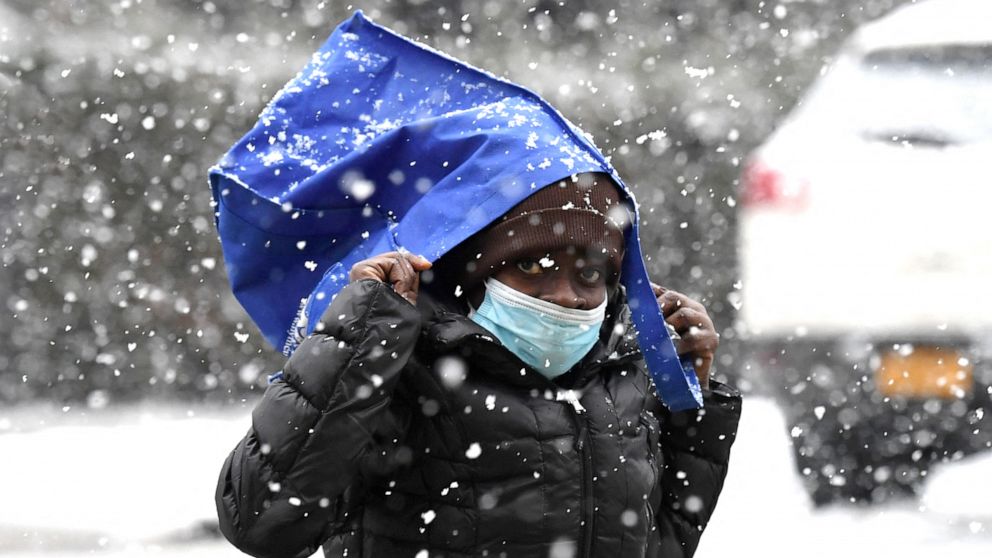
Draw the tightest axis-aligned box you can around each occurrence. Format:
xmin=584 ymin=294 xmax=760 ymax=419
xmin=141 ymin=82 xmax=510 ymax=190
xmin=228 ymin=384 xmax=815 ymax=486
xmin=740 ymin=0 xmax=992 ymax=339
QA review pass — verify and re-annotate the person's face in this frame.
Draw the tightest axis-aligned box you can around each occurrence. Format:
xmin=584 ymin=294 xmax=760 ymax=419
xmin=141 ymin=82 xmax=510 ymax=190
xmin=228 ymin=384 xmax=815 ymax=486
xmin=468 ymin=245 xmax=614 ymax=310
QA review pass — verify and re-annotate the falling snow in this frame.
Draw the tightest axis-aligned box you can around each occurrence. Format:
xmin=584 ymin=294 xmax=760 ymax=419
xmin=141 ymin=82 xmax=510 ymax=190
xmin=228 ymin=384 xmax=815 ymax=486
xmin=3 ymin=0 xmax=990 ymax=556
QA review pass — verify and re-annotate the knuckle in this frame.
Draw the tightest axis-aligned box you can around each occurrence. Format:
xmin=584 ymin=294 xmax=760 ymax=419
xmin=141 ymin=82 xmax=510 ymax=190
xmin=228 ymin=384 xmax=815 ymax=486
xmin=673 ymin=308 xmax=693 ymax=321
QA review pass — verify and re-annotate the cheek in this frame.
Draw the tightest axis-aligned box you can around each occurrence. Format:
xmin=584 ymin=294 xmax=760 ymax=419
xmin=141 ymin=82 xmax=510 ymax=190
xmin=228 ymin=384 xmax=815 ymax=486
xmin=583 ymin=285 xmax=607 ymax=307
xmin=570 ymin=277 xmax=607 ymax=307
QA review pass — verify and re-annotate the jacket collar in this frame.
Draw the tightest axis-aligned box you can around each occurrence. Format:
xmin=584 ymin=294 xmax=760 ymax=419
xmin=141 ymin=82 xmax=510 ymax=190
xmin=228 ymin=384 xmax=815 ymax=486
xmin=415 ymin=285 xmax=642 ymax=390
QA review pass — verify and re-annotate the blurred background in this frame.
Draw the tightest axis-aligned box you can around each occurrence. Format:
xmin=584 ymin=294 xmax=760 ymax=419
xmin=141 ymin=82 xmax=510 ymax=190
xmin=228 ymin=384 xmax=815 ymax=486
xmin=1 ymin=0 xmax=989 ymax=556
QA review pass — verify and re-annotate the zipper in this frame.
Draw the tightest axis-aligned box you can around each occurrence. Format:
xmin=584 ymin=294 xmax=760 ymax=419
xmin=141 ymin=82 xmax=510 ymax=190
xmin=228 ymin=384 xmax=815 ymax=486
xmin=555 ymin=389 xmax=586 ymax=415
xmin=558 ymin=389 xmax=593 ymax=558
xmin=555 ymin=390 xmax=589 ymax=450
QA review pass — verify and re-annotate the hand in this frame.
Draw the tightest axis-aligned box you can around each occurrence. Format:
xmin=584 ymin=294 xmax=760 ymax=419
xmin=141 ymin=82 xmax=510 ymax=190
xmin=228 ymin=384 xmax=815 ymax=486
xmin=349 ymin=251 xmax=432 ymax=305
xmin=652 ymin=283 xmax=718 ymax=390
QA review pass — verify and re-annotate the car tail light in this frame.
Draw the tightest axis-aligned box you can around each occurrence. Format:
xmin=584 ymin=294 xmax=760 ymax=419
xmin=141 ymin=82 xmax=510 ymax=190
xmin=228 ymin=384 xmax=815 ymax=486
xmin=740 ymin=159 xmax=809 ymax=210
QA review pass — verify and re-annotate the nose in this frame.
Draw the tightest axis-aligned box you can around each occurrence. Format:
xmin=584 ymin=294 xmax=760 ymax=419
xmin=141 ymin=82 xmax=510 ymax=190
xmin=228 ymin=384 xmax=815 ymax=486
xmin=539 ymin=275 xmax=587 ymax=309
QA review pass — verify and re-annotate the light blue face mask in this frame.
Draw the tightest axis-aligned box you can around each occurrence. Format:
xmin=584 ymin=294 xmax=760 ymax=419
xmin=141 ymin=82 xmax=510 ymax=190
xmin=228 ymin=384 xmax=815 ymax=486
xmin=469 ymin=278 xmax=607 ymax=379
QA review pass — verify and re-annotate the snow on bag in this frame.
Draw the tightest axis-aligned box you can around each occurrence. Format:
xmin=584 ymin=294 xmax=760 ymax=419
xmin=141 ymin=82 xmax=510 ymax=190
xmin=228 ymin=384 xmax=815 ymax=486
xmin=208 ymin=10 xmax=702 ymax=410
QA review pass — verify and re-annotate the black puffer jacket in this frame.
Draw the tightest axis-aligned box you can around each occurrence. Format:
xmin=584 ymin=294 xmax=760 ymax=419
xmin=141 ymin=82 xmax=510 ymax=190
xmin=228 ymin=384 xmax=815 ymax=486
xmin=216 ymin=279 xmax=741 ymax=558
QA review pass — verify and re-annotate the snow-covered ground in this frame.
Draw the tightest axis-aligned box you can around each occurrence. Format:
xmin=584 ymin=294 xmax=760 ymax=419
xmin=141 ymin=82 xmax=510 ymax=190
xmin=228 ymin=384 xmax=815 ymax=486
xmin=1 ymin=397 xmax=989 ymax=557
xmin=0 ymin=404 xmax=250 ymax=557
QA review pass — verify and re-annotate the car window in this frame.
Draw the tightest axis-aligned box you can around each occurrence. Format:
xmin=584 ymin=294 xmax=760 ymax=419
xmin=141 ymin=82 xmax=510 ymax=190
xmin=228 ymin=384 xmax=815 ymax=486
xmin=854 ymin=44 xmax=992 ymax=146
xmin=864 ymin=44 xmax=992 ymax=71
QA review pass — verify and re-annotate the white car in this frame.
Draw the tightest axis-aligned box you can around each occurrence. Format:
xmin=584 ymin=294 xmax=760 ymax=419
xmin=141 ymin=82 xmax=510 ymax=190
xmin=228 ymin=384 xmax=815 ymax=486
xmin=739 ymin=0 xmax=992 ymax=505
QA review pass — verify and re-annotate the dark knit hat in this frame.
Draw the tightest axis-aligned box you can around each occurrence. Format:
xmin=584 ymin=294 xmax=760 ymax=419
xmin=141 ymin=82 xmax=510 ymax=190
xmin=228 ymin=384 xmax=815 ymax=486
xmin=455 ymin=173 xmax=629 ymax=290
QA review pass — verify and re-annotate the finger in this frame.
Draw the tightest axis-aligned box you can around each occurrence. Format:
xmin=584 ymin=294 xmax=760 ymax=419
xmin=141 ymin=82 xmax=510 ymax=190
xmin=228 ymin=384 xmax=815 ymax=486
xmin=657 ymin=290 xmax=693 ymax=316
xmin=676 ymin=327 xmax=720 ymax=354
xmin=674 ymin=334 xmax=714 ymax=378
xmin=349 ymin=251 xmax=429 ymax=303
xmin=396 ymin=248 xmax=431 ymax=268
xmin=389 ymin=254 xmax=421 ymax=304
xmin=665 ymin=307 xmax=714 ymax=336
xmin=658 ymin=289 xmax=705 ymax=310
xmin=349 ymin=258 xmax=389 ymax=283
xmin=398 ymin=253 xmax=431 ymax=303
xmin=407 ymin=253 xmax=432 ymax=271
xmin=675 ymin=343 xmax=713 ymax=389
xmin=651 ymin=282 xmax=667 ymax=298
xmin=657 ymin=290 xmax=706 ymax=317
xmin=388 ymin=253 xmax=415 ymax=290
xmin=656 ymin=291 xmax=682 ymax=316
xmin=675 ymin=337 xmax=714 ymax=364
xmin=350 ymin=251 xmax=407 ymax=283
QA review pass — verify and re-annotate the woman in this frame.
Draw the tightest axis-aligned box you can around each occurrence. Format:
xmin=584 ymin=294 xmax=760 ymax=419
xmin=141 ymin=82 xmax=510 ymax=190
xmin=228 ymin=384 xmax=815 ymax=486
xmin=211 ymin=12 xmax=740 ymax=558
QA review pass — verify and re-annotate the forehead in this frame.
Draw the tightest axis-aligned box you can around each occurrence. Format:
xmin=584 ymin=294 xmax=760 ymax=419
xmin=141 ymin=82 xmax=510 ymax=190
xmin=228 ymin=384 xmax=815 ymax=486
xmin=518 ymin=245 xmax=613 ymax=262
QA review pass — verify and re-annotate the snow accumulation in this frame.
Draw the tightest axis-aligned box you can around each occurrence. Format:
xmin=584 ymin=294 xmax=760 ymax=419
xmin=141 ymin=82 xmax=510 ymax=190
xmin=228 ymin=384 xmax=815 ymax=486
xmin=0 ymin=404 xmax=251 ymax=557
xmin=0 ymin=398 xmax=988 ymax=557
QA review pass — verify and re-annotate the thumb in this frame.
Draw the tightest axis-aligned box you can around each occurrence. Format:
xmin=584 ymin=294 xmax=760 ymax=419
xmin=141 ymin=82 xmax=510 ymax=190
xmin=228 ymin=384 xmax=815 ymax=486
xmin=411 ymin=254 xmax=432 ymax=271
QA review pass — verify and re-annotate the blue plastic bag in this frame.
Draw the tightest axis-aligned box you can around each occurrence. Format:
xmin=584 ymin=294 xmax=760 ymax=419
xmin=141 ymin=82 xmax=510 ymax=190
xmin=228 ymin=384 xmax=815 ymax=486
xmin=208 ymin=11 xmax=702 ymax=410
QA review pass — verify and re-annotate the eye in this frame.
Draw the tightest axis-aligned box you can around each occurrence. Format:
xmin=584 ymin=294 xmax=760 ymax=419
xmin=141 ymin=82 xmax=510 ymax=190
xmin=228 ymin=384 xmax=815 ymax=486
xmin=579 ymin=267 xmax=603 ymax=284
xmin=516 ymin=258 xmax=542 ymax=275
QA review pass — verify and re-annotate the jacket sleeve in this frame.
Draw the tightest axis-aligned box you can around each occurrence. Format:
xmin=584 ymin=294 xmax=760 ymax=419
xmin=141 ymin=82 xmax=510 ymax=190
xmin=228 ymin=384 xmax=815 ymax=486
xmin=215 ymin=279 xmax=421 ymax=558
xmin=651 ymin=379 xmax=742 ymax=558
